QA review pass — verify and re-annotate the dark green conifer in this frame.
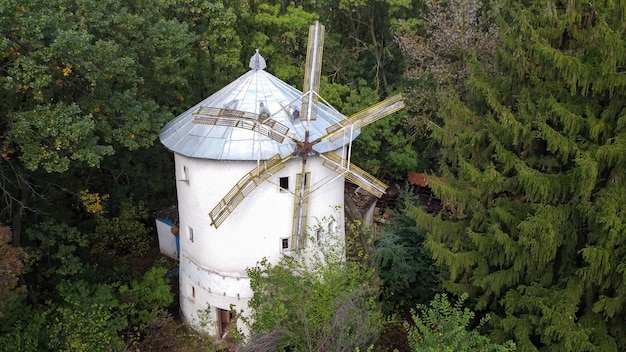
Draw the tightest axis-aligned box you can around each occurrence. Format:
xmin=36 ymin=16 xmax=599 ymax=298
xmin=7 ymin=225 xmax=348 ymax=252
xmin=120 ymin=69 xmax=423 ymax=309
xmin=407 ymin=1 xmax=626 ymax=350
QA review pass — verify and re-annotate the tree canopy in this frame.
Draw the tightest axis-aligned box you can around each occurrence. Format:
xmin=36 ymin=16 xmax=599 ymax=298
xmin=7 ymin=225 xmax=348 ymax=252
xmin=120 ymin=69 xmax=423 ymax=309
xmin=2 ymin=0 xmax=625 ymax=350
xmin=0 ymin=0 xmax=421 ymax=349
xmin=242 ymin=230 xmax=382 ymax=352
xmin=403 ymin=0 xmax=626 ymax=350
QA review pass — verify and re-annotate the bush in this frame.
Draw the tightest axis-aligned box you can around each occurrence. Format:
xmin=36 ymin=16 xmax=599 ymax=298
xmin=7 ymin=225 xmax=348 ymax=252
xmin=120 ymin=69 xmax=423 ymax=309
xmin=406 ymin=293 xmax=515 ymax=352
xmin=240 ymin=230 xmax=384 ymax=352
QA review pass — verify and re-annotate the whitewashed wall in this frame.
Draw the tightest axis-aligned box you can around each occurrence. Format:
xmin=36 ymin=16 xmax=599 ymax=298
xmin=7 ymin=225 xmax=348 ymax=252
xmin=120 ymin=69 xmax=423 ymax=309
xmin=174 ymin=152 xmax=345 ymax=337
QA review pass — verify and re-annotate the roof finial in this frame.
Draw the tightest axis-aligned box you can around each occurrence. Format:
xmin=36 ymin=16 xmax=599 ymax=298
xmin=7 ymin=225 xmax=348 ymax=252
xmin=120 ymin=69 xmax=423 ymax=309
xmin=249 ymin=49 xmax=266 ymax=71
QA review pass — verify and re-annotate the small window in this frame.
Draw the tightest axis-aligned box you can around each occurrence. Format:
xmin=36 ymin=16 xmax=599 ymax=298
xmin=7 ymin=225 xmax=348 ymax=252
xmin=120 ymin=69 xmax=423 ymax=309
xmin=188 ymin=226 xmax=194 ymax=243
xmin=280 ymin=237 xmax=290 ymax=251
xmin=181 ymin=165 xmax=190 ymax=183
xmin=279 ymin=177 xmax=289 ymax=192
xmin=190 ymin=285 xmax=195 ymax=301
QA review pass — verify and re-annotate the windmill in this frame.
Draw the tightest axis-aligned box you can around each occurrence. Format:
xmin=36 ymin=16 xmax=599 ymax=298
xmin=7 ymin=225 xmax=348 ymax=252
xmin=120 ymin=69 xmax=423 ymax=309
xmin=192 ymin=21 xmax=404 ymax=250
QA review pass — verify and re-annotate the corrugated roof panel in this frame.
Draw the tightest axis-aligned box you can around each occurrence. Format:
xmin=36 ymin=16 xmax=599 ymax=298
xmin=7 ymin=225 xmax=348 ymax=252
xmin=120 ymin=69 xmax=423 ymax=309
xmin=160 ymin=51 xmax=358 ymax=161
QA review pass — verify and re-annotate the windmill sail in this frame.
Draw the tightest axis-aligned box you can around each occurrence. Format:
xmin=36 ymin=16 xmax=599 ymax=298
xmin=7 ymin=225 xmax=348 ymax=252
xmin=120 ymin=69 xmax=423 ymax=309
xmin=209 ymin=154 xmax=293 ymax=227
xmin=326 ymin=94 xmax=404 ymax=142
xmin=195 ymin=22 xmax=400 ymax=240
xmin=193 ymin=106 xmax=291 ymax=143
xmin=301 ymin=21 xmax=324 ymax=122
xmin=321 ymin=151 xmax=388 ymax=198
xmin=291 ymin=172 xmax=311 ymax=250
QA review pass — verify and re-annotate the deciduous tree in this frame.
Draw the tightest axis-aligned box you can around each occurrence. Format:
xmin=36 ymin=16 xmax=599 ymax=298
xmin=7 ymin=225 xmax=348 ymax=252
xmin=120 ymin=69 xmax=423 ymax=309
xmin=0 ymin=227 xmax=26 ymax=317
xmin=241 ymin=230 xmax=383 ymax=351
xmin=0 ymin=0 xmax=202 ymax=240
xmin=406 ymin=293 xmax=515 ymax=352
xmin=396 ymin=0 xmax=497 ymax=134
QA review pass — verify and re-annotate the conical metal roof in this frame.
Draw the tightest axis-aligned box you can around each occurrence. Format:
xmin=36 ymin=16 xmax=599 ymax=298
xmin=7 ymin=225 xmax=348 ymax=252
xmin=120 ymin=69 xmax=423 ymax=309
xmin=160 ymin=51 xmax=357 ymax=160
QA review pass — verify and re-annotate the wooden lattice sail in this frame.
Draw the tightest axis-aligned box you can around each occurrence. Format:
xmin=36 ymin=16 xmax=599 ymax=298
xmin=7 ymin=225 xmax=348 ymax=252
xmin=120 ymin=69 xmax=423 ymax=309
xmin=187 ymin=21 xmax=403 ymax=249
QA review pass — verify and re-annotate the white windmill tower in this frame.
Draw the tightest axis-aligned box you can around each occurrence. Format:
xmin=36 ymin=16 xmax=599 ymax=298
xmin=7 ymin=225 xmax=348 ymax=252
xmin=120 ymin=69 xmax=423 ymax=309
xmin=159 ymin=21 xmax=404 ymax=338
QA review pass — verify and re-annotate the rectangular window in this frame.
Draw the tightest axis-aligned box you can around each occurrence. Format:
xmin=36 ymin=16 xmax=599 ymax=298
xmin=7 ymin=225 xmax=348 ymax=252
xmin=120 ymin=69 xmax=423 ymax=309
xmin=190 ymin=285 xmax=195 ymax=301
xmin=188 ymin=226 xmax=194 ymax=243
xmin=280 ymin=237 xmax=289 ymax=251
xmin=279 ymin=177 xmax=289 ymax=192
xmin=180 ymin=165 xmax=190 ymax=183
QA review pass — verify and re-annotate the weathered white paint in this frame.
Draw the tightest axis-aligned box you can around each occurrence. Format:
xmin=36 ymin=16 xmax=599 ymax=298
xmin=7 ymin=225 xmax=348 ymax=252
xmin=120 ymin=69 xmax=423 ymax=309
xmin=174 ymin=152 xmax=345 ymax=336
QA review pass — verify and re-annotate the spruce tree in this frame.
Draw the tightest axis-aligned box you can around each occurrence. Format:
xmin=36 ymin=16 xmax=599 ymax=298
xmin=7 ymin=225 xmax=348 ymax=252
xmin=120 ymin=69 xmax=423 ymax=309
xmin=406 ymin=1 xmax=626 ymax=351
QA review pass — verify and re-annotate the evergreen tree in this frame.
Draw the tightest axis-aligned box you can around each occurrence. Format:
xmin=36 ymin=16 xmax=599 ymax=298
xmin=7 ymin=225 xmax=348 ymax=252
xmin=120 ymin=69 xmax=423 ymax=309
xmin=371 ymin=188 xmax=441 ymax=314
xmin=405 ymin=1 xmax=626 ymax=350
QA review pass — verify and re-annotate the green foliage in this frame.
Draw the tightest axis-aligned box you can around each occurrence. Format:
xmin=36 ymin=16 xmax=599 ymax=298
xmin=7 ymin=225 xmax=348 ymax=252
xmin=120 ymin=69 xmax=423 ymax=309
xmin=0 ymin=227 xmax=26 ymax=317
xmin=396 ymin=0 xmax=497 ymax=170
xmin=373 ymin=188 xmax=441 ymax=313
xmin=402 ymin=0 xmax=626 ymax=350
xmin=91 ymin=200 xmax=152 ymax=276
xmin=0 ymin=300 xmax=48 ymax=352
xmin=155 ymin=0 xmax=247 ymax=95
xmin=16 ymin=215 xmax=176 ymax=349
xmin=1 ymin=0 xmax=189 ymax=173
xmin=0 ymin=0 xmax=435 ymax=349
xmin=25 ymin=220 xmax=90 ymax=289
xmin=11 ymin=103 xmax=113 ymax=173
xmin=326 ymin=0 xmax=416 ymax=91
xmin=242 ymin=2 xmax=317 ymax=85
xmin=342 ymin=80 xmax=424 ymax=179
xmin=0 ymin=0 xmax=207 ymax=238
xmin=119 ymin=266 xmax=174 ymax=327
xmin=406 ymin=293 xmax=516 ymax=352
xmin=48 ymin=280 xmax=127 ymax=352
xmin=0 ymin=264 xmax=175 ymax=351
xmin=241 ymin=231 xmax=383 ymax=351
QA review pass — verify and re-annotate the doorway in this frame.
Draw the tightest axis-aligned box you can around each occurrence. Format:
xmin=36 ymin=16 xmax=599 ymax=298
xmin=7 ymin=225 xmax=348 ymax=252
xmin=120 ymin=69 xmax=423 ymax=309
xmin=217 ymin=307 xmax=236 ymax=339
